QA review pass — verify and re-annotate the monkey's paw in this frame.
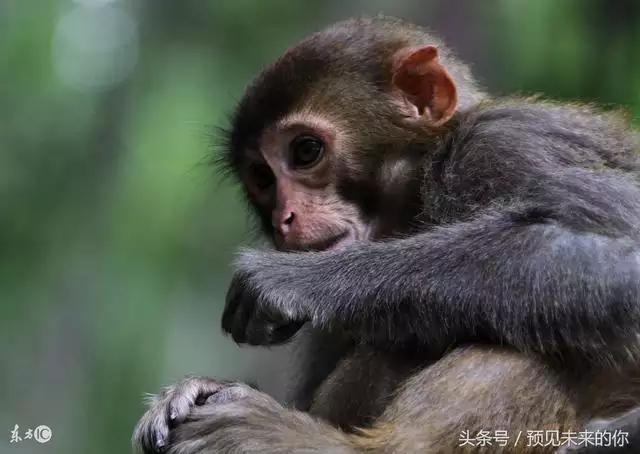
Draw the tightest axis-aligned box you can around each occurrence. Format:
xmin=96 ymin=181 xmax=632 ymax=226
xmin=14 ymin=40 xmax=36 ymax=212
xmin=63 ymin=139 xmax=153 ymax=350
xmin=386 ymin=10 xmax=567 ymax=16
xmin=133 ymin=377 xmax=280 ymax=453
xmin=222 ymin=250 xmax=315 ymax=346
xmin=133 ymin=376 xmax=226 ymax=452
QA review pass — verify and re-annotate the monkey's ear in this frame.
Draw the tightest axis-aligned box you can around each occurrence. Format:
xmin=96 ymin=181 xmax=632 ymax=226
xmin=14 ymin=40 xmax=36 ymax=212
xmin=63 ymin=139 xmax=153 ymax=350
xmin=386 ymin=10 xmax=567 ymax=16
xmin=392 ymin=46 xmax=458 ymax=127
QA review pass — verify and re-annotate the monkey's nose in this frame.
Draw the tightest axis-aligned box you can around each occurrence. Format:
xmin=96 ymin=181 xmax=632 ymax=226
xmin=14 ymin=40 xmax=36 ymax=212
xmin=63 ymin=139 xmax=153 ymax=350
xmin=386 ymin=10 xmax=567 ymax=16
xmin=275 ymin=212 xmax=295 ymax=236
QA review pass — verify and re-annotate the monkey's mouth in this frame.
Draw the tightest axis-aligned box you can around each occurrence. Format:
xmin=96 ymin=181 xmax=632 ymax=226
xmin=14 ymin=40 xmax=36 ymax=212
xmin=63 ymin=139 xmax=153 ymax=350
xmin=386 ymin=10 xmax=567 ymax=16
xmin=305 ymin=231 xmax=352 ymax=252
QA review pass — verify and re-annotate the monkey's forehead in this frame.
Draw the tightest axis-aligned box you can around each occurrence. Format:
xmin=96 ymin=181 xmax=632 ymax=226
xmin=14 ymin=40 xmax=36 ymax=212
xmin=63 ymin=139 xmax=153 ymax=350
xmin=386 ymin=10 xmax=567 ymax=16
xmin=223 ymin=17 xmax=445 ymax=161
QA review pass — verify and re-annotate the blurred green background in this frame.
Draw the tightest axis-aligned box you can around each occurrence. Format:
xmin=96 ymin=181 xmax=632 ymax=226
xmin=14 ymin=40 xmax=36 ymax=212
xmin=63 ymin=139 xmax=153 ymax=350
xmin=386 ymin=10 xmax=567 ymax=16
xmin=0 ymin=0 xmax=638 ymax=453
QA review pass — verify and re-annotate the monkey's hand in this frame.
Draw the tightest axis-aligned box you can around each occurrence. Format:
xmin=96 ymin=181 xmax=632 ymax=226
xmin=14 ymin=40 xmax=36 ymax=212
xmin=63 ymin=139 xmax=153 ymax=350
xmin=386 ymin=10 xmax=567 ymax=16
xmin=222 ymin=250 xmax=312 ymax=346
xmin=133 ymin=376 xmax=354 ymax=454
xmin=133 ymin=376 xmax=282 ymax=454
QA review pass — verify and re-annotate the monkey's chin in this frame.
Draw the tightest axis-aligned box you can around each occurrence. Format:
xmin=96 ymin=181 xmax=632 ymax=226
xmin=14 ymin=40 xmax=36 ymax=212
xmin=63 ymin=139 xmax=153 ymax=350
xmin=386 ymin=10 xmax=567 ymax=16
xmin=304 ymin=231 xmax=353 ymax=252
xmin=324 ymin=231 xmax=354 ymax=251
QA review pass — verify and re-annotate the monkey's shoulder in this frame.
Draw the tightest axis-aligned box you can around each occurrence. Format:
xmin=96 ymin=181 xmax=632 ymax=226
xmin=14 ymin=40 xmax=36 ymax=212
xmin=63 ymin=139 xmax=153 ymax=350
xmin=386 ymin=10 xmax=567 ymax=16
xmin=449 ymin=98 xmax=640 ymax=173
xmin=469 ymin=97 xmax=634 ymax=127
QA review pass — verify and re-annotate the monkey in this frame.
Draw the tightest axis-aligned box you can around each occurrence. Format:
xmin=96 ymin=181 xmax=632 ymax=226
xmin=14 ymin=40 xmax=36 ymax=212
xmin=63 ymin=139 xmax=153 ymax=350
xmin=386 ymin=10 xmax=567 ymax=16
xmin=133 ymin=16 xmax=640 ymax=454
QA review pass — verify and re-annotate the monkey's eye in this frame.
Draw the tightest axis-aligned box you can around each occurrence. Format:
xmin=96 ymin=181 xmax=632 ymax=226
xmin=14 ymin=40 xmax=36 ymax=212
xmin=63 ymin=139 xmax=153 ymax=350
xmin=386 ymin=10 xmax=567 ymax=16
xmin=249 ymin=163 xmax=275 ymax=191
xmin=290 ymin=135 xmax=324 ymax=169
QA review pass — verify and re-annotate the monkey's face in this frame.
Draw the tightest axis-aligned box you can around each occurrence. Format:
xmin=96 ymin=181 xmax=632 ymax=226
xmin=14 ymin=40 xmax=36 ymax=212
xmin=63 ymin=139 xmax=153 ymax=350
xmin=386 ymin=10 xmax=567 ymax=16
xmin=240 ymin=112 xmax=372 ymax=252
xmin=227 ymin=26 xmax=460 ymax=251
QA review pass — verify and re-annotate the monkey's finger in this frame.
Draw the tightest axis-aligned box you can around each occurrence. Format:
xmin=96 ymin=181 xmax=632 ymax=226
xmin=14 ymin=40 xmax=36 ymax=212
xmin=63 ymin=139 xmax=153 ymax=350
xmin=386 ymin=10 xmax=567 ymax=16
xmin=168 ymin=378 xmax=225 ymax=426
xmin=133 ymin=404 xmax=170 ymax=453
xmin=230 ymin=301 xmax=253 ymax=344
xmin=244 ymin=319 xmax=281 ymax=346
xmin=222 ymin=289 xmax=256 ymax=345
xmin=272 ymin=321 xmax=305 ymax=342
xmin=220 ymin=298 xmax=239 ymax=339
xmin=136 ymin=378 xmax=224 ymax=452
xmin=203 ymin=383 xmax=253 ymax=406
xmin=244 ymin=318 xmax=305 ymax=346
xmin=221 ymin=276 xmax=253 ymax=341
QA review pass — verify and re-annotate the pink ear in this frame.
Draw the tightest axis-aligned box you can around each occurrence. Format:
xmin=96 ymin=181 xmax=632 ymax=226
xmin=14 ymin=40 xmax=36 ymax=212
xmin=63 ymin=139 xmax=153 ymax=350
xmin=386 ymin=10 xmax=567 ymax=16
xmin=392 ymin=46 xmax=458 ymax=126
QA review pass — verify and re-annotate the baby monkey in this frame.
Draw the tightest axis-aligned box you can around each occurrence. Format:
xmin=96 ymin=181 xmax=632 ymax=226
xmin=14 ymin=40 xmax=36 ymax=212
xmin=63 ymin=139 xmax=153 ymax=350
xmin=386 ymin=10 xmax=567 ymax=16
xmin=134 ymin=16 xmax=640 ymax=454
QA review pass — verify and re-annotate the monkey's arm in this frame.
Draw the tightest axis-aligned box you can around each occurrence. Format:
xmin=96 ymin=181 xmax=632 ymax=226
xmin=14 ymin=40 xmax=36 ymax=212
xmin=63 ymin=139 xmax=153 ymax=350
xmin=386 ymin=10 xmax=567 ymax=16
xmin=223 ymin=174 xmax=640 ymax=366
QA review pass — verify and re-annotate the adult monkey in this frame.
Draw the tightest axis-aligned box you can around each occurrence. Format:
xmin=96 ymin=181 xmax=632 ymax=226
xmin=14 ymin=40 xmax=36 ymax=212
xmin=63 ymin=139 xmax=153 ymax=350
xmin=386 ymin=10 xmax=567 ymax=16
xmin=134 ymin=16 xmax=640 ymax=453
